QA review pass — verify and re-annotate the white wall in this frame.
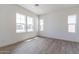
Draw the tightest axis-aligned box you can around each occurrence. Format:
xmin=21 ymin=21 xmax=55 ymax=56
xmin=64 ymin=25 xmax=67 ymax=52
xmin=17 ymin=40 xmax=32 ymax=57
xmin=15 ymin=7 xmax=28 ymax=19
xmin=39 ymin=6 xmax=79 ymax=42
xmin=0 ymin=4 xmax=38 ymax=47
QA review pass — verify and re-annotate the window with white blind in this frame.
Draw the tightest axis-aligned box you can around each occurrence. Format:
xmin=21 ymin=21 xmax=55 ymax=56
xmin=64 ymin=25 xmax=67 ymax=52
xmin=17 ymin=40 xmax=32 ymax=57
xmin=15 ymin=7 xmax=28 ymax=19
xmin=16 ymin=13 xmax=26 ymax=33
xmin=40 ymin=19 xmax=44 ymax=31
xmin=27 ymin=16 xmax=34 ymax=32
xmin=68 ymin=15 xmax=76 ymax=33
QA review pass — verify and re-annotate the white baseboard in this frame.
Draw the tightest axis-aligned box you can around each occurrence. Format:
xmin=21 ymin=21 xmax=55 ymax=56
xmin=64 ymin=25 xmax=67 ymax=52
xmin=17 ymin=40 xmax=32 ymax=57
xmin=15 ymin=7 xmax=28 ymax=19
xmin=38 ymin=35 xmax=79 ymax=43
xmin=0 ymin=36 xmax=37 ymax=48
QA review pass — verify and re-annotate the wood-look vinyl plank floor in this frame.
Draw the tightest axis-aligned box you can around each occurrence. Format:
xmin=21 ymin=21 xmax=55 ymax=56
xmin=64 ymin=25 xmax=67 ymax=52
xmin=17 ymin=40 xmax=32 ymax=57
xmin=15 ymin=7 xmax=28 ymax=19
xmin=0 ymin=37 xmax=79 ymax=54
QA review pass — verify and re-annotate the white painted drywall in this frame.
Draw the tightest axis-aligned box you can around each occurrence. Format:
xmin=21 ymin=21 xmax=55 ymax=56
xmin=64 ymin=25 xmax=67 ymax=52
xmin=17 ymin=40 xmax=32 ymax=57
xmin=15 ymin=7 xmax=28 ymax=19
xmin=0 ymin=5 xmax=38 ymax=47
xmin=39 ymin=6 xmax=79 ymax=42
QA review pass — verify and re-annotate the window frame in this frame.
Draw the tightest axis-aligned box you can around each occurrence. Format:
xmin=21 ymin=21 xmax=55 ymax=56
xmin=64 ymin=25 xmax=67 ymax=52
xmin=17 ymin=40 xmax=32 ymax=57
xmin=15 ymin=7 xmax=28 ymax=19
xmin=40 ymin=19 xmax=44 ymax=31
xmin=16 ymin=13 xmax=26 ymax=33
xmin=27 ymin=16 xmax=34 ymax=32
xmin=68 ymin=14 xmax=77 ymax=33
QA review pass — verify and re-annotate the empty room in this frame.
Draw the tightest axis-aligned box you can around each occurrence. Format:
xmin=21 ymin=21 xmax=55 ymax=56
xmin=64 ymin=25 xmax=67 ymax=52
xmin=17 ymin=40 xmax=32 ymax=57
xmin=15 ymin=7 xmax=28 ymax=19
xmin=0 ymin=4 xmax=79 ymax=54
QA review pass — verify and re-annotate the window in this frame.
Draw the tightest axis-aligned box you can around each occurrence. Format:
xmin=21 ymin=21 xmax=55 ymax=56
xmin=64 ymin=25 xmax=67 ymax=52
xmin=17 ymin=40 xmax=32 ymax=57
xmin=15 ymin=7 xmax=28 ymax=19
xmin=68 ymin=15 xmax=76 ymax=33
xmin=16 ymin=13 xmax=26 ymax=33
xmin=40 ymin=19 xmax=44 ymax=31
xmin=27 ymin=16 xmax=34 ymax=32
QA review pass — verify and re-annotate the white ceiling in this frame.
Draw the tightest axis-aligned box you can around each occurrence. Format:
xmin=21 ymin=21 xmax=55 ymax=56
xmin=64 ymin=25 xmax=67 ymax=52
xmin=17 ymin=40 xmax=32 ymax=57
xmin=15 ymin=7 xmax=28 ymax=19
xmin=19 ymin=4 xmax=79 ymax=15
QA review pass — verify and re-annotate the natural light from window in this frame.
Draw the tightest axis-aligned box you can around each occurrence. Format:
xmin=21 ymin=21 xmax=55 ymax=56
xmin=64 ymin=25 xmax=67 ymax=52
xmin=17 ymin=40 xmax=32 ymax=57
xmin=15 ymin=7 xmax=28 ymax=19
xmin=27 ymin=16 xmax=34 ymax=32
xmin=16 ymin=13 xmax=26 ymax=33
xmin=40 ymin=19 xmax=44 ymax=31
xmin=68 ymin=15 xmax=76 ymax=33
